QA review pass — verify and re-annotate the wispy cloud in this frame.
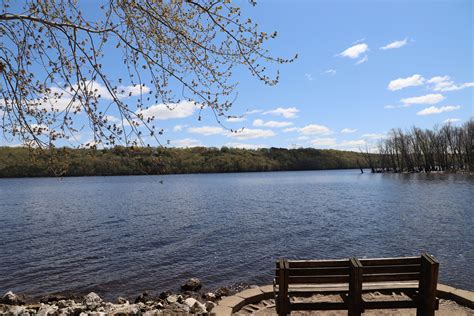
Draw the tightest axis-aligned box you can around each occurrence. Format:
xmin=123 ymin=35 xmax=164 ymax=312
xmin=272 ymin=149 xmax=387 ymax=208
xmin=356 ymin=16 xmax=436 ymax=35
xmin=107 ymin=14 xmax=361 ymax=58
xmin=298 ymin=124 xmax=332 ymax=135
xmin=338 ymin=43 xmax=369 ymax=59
xmin=324 ymin=69 xmax=337 ymax=76
xmin=355 ymin=55 xmax=368 ymax=65
xmin=341 ymin=128 xmax=357 ymax=134
xmin=187 ymin=126 xmax=224 ymax=135
xmin=362 ymin=133 xmax=386 ymax=140
xmin=171 ymin=138 xmax=202 ymax=147
xmin=226 ymin=116 xmax=246 ymax=122
xmin=427 ymin=76 xmax=474 ymax=92
xmin=443 ymin=118 xmax=462 ymax=124
xmin=416 ymin=105 xmax=460 ymax=116
xmin=388 ymin=74 xmax=425 ymax=91
xmin=253 ymin=119 xmax=293 ymax=128
xmin=380 ymin=38 xmax=408 ymax=50
xmin=263 ymin=107 xmax=299 ymax=119
xmin=401 ymin=93 xmax=445 ymax=105
xmin=173 ymin=124 xmax=187 ymax=132
xmin=229 ymin=128 xmax=276 ymax=140
xmin=139 ymin=100 xmax=200 ymax=120
xmin=304 ymin=73 xmax=314 ymax=81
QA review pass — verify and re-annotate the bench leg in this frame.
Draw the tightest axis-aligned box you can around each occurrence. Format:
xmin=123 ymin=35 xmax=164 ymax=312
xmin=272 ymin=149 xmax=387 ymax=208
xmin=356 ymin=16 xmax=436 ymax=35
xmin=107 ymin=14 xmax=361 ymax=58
xmin=349 ymin=258 xmax=362 ymax=316
xmin=417 ymin=253 xmax=439 ymax=316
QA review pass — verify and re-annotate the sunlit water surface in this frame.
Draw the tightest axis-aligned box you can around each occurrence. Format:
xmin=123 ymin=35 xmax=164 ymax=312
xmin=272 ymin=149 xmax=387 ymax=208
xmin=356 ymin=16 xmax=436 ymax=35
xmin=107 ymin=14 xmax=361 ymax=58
xmin=0 ymin=170 xmax=472 ymax=299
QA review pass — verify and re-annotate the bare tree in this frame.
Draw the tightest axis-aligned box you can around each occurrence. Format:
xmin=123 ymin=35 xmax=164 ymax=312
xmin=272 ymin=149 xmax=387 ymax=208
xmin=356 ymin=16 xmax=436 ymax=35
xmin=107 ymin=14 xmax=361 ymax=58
xmin=0 ymin=0 xmax=295 ymax=148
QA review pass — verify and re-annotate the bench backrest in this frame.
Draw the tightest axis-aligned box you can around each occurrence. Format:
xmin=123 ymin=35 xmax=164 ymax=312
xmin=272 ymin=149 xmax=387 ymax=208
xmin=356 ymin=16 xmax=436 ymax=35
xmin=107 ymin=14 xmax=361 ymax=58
xmin=359 ymin=256 xmax=422 ymax=283
xmin=275 ymin=259 xmax=351 ymax=285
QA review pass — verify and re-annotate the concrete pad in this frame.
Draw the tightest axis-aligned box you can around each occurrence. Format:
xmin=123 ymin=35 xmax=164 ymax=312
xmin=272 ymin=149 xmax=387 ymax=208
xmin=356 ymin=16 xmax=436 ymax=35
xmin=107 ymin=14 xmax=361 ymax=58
xmin=452 ymin=288 xmax=474 ymax=309
xmin=210 ymin=305 xmax=232 ymax=316
xmin=259 ymin=285 xmax=275 ymax=300
xmin=236 ymin=288 xmax=264 ymax=305
xmin=218 ymin=295 xmax=246 ymax=312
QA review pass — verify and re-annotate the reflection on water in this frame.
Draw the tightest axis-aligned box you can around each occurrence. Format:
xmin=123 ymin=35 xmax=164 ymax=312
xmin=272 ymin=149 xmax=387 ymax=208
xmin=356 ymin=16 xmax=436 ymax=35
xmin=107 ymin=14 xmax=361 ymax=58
xmin=0 ymin=170 xmax=472 ymax=299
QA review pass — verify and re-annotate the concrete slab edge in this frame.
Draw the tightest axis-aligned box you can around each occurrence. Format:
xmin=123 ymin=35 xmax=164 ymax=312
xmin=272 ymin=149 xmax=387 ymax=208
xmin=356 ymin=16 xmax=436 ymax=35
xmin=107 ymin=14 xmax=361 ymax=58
xmin=211 ymin=283 xmax=474 ymax=315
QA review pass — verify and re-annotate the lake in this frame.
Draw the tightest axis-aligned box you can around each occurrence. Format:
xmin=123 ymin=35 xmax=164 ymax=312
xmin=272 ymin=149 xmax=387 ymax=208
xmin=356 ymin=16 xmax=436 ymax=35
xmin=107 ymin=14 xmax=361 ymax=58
xmin=0 ymin=170 xmax=473 ymax=300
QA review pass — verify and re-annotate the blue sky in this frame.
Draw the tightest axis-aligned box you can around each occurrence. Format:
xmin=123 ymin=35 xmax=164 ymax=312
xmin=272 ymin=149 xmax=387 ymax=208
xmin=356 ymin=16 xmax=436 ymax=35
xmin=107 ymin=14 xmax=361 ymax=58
xmin=1 ymin=0 xmax=473 ymax=150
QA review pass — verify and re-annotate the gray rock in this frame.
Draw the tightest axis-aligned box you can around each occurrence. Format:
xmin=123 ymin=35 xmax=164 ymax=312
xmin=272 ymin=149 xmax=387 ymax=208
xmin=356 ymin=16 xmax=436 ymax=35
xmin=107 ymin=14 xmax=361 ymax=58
xmin=111 ymin=303 xmax=140 ymax=315
xmin=3 ymin=305 xmax=26 ymax=315
xmin=116 ymin=297 xmax=128 ymax=304
xmin=37 ymin=304 xmax=59 ymax=316
xmin=158 ymin=291 xmax=172 ymax=300
xmin=184 ymin=298 xmax=206 ymax=314
xmin=165 ymin=294 xmax=179 ymax=304
xmin=205 ymin=301 xmax=217 ymax=312
xmin=1 ymin=291 xmax=26 ymax=305
xmin=83 ymin=292 xmax=103 ymax=310
xmin=180 ymin=278 xmax=202 ymax=291
xmin=203 ymin=292 xmax=217 ymax=302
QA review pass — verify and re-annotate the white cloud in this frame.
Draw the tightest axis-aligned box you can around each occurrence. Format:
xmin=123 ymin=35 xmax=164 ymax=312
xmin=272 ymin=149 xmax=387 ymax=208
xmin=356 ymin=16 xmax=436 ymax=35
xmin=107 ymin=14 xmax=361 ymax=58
xmin=226 ymin=116 xmax=246 ymax=122
xmin=309 ymin=138 xmax=337 ymax=146
xmin=253 ymin=119 xmax=293 ymax=128
xmin=443 ymin=118 xmax=462 ymax=124
xmin=263 ymin=107 xmax=299 ymax=119
xmin=341 ymin=128 xmax=357 ymax=134
xmin=171 ymin=138 xmax=202 ymax=147
xmin=427 ymin=76 xmax=474 ymax=92
xmin=336 ymin=140 xmax=367 ymax=148
xmin=173 ymin=124 xmax=187 ymax=132
xmin=187 ymin=126 xmax=224 ymax=136
xmin=283 ymin=127 xmax=299 ymax=133
xmin=362 ymin=133 xmax=386 ymax=139
xmin=384 ymin=104 xmax=410 ymax=109
xmin=138 ymin=100 xmax=200 ymax=120
xmin=416 ymin=105 xmax=461 ymax=116
xmin=116 ymin=84 xmax=151 ymax=99
xmin=304 ymin=73 xmax=314 ymax=81
xmin=338 ymin=43 xmax=369 ymax=59
xmin=225 ymin=142 xmax=266 ymax=149
xmin=244 ymin=109 xmax=263 ymax=115
xmin=355 ymin=55 xmax=368 ymax=65
xmin=298 ymin=124 xmax=332 ymax=135
xmin=388 ymin=74 xmax=425 ymax=91
xmin=380 ymin=38 xmax=408 ymax=50
xmin=229 ymin=128 xmax=276 ymax=140
xmin=401 ymin=94 xmax=445 ymax=105
xmin=324 ymin=69 xmax=337 ymax=75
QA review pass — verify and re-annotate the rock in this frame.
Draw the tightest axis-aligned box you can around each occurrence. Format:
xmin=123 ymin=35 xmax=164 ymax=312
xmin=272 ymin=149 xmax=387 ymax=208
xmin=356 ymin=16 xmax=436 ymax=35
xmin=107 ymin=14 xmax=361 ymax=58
xmin=203 ymin=292 xmax=217 ymax=302
xmin=214 ymin=287 xmax=231 ymax=299
xmin=155 ymin=302 xmax=164 ymax=309
xmin=111 ymin=304 xmax=140 ymax=315
xmin=83 ymin=292 xmax=103 ymax=310
xmin=3 ymin=305 xmax=26 ymax=315
xmin=184 ymin=298 xmax=206 ymax=314
xmin=134 ymin=292 xmax=149 ymax=304
xmin=205 ymin=301 xmax=217 ymax=312
xmin=181 ymin=278 xmax=202 ymax=291
xmin=40 ymin=294 xmax=67 ymax=304
xmin=166 ymin=294 xmax=179 ymax=304
xmin=116 ymin=296 xmax=128 ymax=304
xmin=1 ymin=291 xmax=26 ymax=305
xmin=57 ymin=299 xmax=76 ymax=308
xmin=158 ymin=290 xmax=172 ymax=300
xmin=37 ymin=304 xmax=59 ymax=316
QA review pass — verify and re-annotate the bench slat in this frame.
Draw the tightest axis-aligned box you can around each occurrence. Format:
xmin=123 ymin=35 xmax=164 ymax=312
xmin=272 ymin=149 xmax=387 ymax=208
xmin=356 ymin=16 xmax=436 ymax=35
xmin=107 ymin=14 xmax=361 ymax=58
xmin=362 ymin=264 xmax=420 ymax=274
xmin=275 ymin=275 xmax=349 ymax=284
xmin=275 ymin=267 xmax=350 ymax=277
xmin=363 ymin=272 xmax=421 ymax=282
xmin=359 ymin=257 xmax=420 ymax=266
xmin=276 ymin=259 xmax=349 ymax=268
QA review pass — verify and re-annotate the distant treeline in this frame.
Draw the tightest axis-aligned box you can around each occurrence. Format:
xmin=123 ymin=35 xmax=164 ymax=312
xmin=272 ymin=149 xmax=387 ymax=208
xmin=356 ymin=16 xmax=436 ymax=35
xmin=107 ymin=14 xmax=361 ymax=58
xmin=365 ymin=119 xmax=473 ymax=173
xmin=0 ymin=146 xmax=370 ymax=178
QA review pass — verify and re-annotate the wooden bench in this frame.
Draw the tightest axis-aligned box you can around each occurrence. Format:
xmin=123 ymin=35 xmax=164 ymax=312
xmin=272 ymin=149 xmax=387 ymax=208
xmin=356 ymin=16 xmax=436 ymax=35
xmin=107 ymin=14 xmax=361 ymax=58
xmin=274 ymin=253 xmax=439 ymax=316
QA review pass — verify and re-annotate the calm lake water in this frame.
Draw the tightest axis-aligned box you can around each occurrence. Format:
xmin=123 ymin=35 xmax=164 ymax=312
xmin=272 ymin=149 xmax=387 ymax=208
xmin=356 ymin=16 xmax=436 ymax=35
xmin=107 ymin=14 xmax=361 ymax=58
xmin=0 ymin=170 xmax=473 ymax=299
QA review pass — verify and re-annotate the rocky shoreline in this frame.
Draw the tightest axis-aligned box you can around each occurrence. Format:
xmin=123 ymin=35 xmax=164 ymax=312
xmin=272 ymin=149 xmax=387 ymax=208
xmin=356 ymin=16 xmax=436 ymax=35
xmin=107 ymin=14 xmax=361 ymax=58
xmin=0 ymin=278 xmax=251 ymax=315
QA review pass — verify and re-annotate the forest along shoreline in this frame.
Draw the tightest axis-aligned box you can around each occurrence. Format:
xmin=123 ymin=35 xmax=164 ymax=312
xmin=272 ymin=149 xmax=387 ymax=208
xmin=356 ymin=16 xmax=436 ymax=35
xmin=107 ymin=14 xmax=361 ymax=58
xmin=0 ymin=278 xmax=250 ymax=314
